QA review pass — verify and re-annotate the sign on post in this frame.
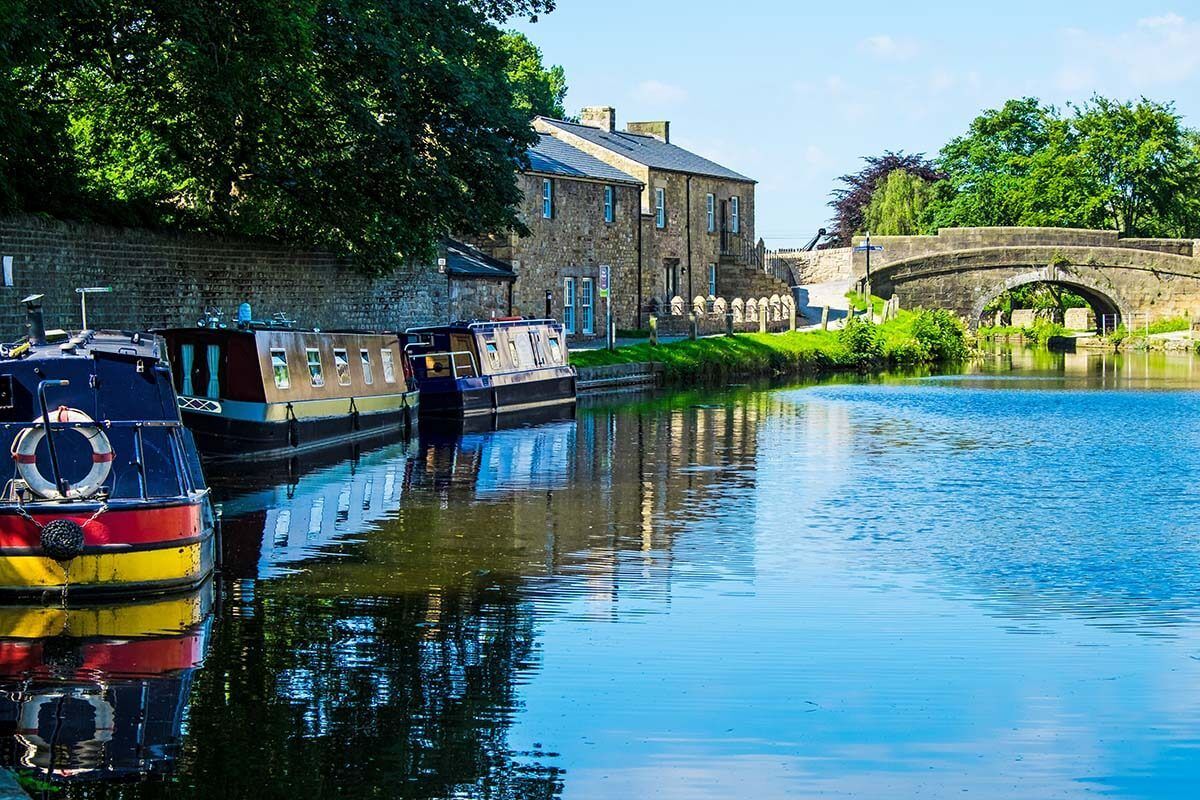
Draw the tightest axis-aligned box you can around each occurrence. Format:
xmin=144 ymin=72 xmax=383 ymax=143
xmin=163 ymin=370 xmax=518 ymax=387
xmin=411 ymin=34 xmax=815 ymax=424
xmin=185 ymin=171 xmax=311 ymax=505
xmin=599 ymin=265 xmax=610 ymax=299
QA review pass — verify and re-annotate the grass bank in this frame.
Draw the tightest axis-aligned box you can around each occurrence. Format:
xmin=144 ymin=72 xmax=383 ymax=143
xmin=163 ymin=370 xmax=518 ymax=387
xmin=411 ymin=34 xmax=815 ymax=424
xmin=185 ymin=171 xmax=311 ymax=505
xmin=571 ymin=308 xmax=969 ymax=384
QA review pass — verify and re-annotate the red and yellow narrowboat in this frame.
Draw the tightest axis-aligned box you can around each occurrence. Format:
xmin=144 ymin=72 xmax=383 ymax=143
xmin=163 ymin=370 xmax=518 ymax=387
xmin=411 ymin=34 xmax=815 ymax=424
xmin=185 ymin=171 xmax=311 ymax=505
xmin=0 ymin=297 xmax=216 ymax=599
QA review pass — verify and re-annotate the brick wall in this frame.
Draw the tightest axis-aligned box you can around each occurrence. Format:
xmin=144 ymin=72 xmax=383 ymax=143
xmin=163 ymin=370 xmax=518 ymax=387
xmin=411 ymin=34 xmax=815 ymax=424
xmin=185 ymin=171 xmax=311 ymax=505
xmin=0 ymin=216 xmax=448 ymax=335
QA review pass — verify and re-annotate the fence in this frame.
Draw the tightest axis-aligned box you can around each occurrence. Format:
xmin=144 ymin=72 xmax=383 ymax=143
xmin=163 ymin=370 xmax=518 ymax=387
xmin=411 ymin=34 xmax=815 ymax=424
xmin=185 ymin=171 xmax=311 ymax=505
xmin=650 ymin=293 xmax=796 ymax=336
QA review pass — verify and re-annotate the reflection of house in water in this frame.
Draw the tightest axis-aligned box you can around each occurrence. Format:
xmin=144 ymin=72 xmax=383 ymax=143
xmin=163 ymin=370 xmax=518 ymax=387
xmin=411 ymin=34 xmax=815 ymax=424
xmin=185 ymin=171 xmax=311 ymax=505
xmin=0 ymin=585 xmax=214 ymax=783
xmin=217 ymin=441 xmax=417 ymax=578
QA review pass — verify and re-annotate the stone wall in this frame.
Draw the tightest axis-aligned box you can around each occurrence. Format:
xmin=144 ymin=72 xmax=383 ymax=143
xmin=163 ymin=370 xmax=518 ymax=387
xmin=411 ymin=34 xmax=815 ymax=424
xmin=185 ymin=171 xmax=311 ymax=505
xmin=0 ymin=216 xmax=447 ymax=335
xmin=770 ymin=247 xmax=853 ymax=284
xmin=449 ymin=277 xmax=511 ymax=322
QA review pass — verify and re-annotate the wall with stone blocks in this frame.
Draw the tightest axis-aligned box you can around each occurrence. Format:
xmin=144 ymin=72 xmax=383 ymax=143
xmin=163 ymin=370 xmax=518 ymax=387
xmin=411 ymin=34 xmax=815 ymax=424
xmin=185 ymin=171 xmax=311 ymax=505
xmin=0 ymin=216 xmax=449 ymax=336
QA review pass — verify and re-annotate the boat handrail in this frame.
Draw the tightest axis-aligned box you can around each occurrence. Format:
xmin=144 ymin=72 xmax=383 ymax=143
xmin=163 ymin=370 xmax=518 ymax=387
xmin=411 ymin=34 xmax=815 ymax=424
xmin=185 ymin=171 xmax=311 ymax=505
xmin=0 ymin=419 xmax=186 ymax=431
xmin=409 ymin=350 xmax=479 ymax=380
xmin=404 ymin=318 xmax=561 ymax=334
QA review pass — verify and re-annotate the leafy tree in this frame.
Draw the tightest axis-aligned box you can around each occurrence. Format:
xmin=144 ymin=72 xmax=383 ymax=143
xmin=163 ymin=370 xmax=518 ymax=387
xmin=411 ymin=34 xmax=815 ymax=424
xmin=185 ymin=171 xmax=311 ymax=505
xmin=500 ymin=30 xmax=567 ymax=119
xmin=827 ymin=151 xmax=942 ymax=245
xmin=2 ymin=0 xmax=557 ymax=274
xmin=863 ymin=169 xmax=936 ymax=236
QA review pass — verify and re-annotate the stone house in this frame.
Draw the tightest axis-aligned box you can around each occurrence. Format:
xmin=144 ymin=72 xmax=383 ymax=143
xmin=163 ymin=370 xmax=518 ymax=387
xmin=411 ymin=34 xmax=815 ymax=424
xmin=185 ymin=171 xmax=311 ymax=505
xmin=468 ymin=132 xmax=644 ymax=340
xmin=535 ymin=107 xmax=789 ymax=318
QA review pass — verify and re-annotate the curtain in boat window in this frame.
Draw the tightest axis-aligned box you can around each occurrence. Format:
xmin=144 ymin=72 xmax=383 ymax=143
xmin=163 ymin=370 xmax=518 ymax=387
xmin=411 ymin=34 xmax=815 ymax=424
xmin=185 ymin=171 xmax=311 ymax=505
xmin=181 ymin=344 xmax=194 ymax=395
xmin=206 ymin=344 xmax=220 ymax=398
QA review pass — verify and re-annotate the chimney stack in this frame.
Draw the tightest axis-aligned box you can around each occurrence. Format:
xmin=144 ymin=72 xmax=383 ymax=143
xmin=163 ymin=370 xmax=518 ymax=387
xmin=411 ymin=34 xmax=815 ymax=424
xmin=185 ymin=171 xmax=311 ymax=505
xmin=626 ymin=121 xmax=670 ymax=143
xmin=580 ymin=106 xmax=616 ymax=133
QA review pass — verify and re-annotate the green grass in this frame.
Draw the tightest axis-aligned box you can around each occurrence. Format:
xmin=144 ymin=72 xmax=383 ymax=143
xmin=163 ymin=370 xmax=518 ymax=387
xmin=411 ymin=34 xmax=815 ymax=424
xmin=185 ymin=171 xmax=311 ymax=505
xmin=845 ymin=290 xmax=885 ymax=315
xmin=570 ymin=308 xmax=968 ymax=383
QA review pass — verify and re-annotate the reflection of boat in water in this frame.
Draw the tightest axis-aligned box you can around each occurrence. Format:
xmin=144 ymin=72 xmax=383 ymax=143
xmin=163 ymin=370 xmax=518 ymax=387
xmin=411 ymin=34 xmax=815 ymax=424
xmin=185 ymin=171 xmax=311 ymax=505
xmin=217 ymin=440 xmax=416 ymax=579
xmin=0 ymin=583 xmax=213 ymax=783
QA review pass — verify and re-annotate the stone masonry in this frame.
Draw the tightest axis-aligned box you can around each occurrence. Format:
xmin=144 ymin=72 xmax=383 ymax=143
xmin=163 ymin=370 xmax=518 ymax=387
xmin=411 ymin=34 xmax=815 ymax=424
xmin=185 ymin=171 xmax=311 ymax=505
xmin=0 ymin=215 xmax=449 ymax=335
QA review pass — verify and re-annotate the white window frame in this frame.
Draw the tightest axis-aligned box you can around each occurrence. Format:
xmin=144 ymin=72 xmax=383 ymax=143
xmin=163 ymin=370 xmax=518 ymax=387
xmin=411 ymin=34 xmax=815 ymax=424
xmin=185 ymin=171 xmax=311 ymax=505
xmin=270 ymin=348 xmax=290 ymax=390
xmin=655 ymin=187 xmax=665 ymax=229
xmin=542 ymin=178 xmax=553 ymax=219
xmin=360 ymin=349 xmax=373 ymax=385
xmin=731 ymin=196 xmax=740 ymax=234
xmin=706 ymin=193 xmax=715 ymax=233
xmin=708 ymin=263 xmax=717 ymax=297
xmin=306 ymin=348 xmax=324 ymax=387
xmin=603 ymin=185 xmax=614 ymax=223
xmin=581 ymin=277 xmax=594 ymax=335
xmin=563 ymin=276 xmax=576 ymax=334
xmin=380 ymin=348 xmax=396 ymax=383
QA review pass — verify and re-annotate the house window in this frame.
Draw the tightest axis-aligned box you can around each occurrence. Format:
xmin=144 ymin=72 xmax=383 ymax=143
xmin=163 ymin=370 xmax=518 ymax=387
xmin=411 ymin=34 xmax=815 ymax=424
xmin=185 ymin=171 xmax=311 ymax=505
xmin=731 ymin=196 xmax=740 ymax=234
xmin=306 ymin=348 xmax=324 ymax=387
xmin=655 ymin=187 xmax=665 ymax=229
xmin=706 ymin=193 xmax=715 ymax=233
xmin=380 ymin=349 xmax=396 ymax=383
xmin=581 ymin=278 xmax=594 ymax=335
xmin=604 ymin=185 xmax=614 ymax=223
xmin=708 ymin=263 xmax=717 ymax=297
xmin=542 ymin=178 xmax=554 ymax=219
xmin=485 ymin=341 xmax=500 ymax=368
xmin=564 ymin=276 xmax=576 ymax=334
xmin=271 ymin=348 xmax=290 ymax=390
xmin=333 ymin=348 xmax=352 ymax=386
xmin=360 ymin=349 xmax=373 ymax=385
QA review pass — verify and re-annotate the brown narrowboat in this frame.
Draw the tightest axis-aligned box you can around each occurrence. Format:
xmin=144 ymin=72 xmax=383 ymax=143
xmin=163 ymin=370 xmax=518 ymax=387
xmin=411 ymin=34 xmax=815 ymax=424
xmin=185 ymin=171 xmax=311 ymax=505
xmin=160 ymin=316 xmax=418 ymax=460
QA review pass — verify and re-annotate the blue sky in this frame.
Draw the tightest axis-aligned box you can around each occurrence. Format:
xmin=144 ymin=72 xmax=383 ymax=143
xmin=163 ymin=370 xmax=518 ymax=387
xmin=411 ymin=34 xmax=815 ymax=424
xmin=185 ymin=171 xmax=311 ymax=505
xmin=515 ymin=2 xmax=1200 ymax=247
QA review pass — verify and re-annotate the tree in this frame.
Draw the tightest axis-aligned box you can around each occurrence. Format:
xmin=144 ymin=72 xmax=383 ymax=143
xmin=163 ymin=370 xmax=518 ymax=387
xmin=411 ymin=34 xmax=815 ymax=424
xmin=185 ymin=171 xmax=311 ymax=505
xmin=863 ymin=169 xmax=936 ymax=236
xmin=827 ymin=151 xmax=942 ymax=245
xmin=500 ymin=31 xmax=567 ymax=119
xmin=2 ymin=0 xmax=557 ymax=274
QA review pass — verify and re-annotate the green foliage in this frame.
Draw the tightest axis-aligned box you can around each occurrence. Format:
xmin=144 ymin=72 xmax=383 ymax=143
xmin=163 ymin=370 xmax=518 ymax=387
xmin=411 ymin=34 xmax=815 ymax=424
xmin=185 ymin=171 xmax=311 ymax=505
xmin=844 ymin=291 xmax=884 ymax=315
xmin=983 ymin=282 xmax=1089 ymax=314
xmin=925 ymin=96 xmax=1200 ymax=237
xmin=500 ymin=31 xmax=567 ymax=119
xmin=839 ymin=317 xmax=884 ymax=368
xmin=1 ymin=0 xmax=557 ymax=274
xmin=863 ymin=169 xmax=937 ymax=235
xmin=1026 ymin=319 xmax=1069 ymax=346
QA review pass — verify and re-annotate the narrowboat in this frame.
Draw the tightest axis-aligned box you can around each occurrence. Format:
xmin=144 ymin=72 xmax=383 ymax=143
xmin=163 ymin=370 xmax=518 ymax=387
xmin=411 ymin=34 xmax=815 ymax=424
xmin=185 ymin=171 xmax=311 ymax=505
xmin=159 ymin=309 xmax=419 ymax=460
xmin=0 ymin=297 xmax=216 ymax=599
xmin=403 ymin=318 xmax=576 ymax=418
xmin=0 ymin=583 xmax=213 ymax=782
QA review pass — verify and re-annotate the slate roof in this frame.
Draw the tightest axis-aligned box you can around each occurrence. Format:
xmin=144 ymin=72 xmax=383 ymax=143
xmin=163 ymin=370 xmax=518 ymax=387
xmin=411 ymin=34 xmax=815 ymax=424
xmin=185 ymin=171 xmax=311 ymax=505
xmin=444 ymin=239 xmax=515 ymax=281
xmin=524 ymin=133 xmax=641 ymax=185
xmin=537 ymin=117 xmax=754 ymax=183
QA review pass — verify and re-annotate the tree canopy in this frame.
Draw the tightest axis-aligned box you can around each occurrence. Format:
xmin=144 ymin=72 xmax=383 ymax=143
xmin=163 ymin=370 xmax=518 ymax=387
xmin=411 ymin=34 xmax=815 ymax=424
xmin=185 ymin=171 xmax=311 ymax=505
xmin=827 ymin=151 xmax=942 ymax=245
xmin=0 ymin=0 xmax=557 ymax=274
xmin=500 ymin=30 xmax=567 ymax=119
xmin=830 ymin=95 xmax=1200 ymax=242
xmin=863 ymin=169 xmax=937 ymax=236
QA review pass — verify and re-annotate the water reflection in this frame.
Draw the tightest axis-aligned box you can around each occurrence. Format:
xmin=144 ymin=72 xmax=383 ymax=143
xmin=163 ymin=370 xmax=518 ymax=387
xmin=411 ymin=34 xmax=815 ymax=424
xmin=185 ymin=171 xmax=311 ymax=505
xmin=0 ymin=584 xmax=213 ymax=787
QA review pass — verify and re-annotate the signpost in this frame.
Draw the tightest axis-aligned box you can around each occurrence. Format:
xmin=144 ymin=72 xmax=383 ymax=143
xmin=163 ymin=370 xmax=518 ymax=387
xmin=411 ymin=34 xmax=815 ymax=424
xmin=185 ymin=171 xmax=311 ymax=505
xmin=599 ymin=265 xmax=613 ymax=350
xmin=853 ymin=232 xmax=884 ymax=316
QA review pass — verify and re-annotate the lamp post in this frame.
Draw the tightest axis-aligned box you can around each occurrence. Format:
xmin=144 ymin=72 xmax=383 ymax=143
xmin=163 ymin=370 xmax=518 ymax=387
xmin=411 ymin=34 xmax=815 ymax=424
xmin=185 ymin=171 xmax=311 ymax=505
xmin=75 ymin=286 xmax=113 ymax=331
xmin=853 ymin=232 xmax=883 ymax=315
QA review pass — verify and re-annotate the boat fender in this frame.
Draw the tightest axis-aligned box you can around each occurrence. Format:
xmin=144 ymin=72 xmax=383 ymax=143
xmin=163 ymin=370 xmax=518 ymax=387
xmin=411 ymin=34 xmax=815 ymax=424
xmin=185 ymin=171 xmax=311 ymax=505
xmin=39 ymin=519 xmax=85 ymax=561
xmin=12 ymin=407 xmax=114 ymax=500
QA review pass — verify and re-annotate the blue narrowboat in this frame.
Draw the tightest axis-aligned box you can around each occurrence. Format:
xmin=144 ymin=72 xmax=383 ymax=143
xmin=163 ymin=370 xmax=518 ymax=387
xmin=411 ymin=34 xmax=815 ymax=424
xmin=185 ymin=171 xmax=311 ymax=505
xmin=403 ymin=319 xmax=576 ymax=418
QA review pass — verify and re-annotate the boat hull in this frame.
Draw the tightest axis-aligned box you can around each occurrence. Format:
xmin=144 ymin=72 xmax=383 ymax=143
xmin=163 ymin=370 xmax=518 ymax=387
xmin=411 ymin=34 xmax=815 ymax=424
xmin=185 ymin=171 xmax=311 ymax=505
xmin=180 ymin=391 xmax=418 ymax=460
xmin=0 ymin=498 xmax=216 ymax=600
xmin=419 ymin=374 xmax=577 ymax=418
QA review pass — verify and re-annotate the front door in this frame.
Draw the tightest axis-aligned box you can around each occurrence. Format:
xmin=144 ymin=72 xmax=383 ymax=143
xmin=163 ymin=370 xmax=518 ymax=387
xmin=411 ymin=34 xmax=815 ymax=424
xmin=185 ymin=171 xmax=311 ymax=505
xmin=664 ymin=259 xmax=679 ymax=299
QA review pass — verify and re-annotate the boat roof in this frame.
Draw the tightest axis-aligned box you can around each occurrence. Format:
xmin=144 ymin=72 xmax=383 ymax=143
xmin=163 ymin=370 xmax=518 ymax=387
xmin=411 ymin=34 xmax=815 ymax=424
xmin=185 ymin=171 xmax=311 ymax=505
xmin=405 ymin=318 xmax=561 ymax=335
xmin=0 ymin=330 xmax=163 ymax=364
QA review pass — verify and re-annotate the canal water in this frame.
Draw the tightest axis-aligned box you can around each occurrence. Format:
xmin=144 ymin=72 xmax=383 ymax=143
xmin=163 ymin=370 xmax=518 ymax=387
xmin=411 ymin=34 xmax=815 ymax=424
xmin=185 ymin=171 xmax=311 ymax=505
xmin=6 ymin=346 xmax=1200 ymax=798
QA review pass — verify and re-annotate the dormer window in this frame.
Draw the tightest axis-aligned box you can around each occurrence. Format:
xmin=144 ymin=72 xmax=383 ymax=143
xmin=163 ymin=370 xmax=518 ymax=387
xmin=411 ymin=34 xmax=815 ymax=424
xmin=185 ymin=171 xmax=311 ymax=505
xmin=542 ymin=178 xmax=554 ymax=219
xmin=655 ymin=187 xmax=666 ymax=229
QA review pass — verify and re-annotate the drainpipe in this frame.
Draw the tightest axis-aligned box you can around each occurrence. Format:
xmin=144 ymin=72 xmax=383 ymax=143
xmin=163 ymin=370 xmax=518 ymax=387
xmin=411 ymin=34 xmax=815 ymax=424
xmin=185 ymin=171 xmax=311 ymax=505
xmin=685 ymin=176 xmax=693 ymax=301
xmin=636 ymin=193 xmax=643 ymax=329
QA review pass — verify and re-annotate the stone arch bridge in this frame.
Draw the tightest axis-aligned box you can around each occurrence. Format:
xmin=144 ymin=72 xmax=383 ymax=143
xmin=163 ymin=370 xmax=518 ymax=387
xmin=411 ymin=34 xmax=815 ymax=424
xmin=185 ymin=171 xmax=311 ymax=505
xmin=774 ymin=228 xmax=1200 ymax=329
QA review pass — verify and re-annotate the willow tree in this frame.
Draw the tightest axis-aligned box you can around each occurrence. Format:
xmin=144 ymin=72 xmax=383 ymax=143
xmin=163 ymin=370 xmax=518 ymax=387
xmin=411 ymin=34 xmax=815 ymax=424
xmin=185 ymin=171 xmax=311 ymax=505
xmin=863 ymin=169 xmax=936 ymax=236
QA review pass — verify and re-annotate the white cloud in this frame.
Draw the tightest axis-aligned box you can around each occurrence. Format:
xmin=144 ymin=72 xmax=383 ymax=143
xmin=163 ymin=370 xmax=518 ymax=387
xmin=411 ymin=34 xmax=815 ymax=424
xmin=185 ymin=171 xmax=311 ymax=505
xmin=857 ymin=34 xmax=920 ymax=61
xmin=631 ymin=80 xmax=688 ymax=106
xmin=1056 ymin=13 xmax=1200 ymax=91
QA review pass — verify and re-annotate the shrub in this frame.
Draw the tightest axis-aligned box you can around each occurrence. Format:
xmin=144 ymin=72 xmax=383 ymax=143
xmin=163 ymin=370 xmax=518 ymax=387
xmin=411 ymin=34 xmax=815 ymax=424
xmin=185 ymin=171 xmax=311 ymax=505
xmin=839 ymin=316 xmax=883 ymax=368
xmin=908 ymin=309 xmax=969 ymax=362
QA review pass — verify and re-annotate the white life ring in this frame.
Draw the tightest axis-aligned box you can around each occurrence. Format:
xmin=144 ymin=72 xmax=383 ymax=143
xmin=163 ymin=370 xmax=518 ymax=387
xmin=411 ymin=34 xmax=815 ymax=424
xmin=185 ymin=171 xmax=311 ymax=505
xmin=11 ymin=407 xmax=114 ymax=500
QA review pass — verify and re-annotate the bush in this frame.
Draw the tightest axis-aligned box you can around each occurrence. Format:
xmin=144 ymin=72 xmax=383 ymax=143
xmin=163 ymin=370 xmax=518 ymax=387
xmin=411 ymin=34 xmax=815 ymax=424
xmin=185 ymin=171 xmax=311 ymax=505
xmin=1023 ymin=319 xmax=1069 ymax=347
xmin=909 ymin=309 xmax=970 ymax=362
xmin=838 ymin=316 xmax=883 ymax=368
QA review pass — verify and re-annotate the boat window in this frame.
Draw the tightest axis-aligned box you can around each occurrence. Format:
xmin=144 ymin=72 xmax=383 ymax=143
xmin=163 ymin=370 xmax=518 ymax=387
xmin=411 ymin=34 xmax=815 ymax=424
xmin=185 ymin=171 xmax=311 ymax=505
xmin=142 ymin=427 xmax=183 ymax=499
xmin=270 ymin=348 xmax=290 ymax=390
xmin=548 ymin=335 xmax=562 ymax=362
xmin=360 ymin=349 xmax=373 ymax=385
xmin=307 ymin=348 xmax=324 ymax=387
xmin=508 ymin=339 xmax=520 ymax=367
xmin=180 ymin=344 xmax=195 ymax=395
xmin=381 ymin=348 xmax=396 ymax=383
xmin=485 ymin=341 xmax=500 ymax=369
xmin=205 ymin=344 xmax=221 ymax=399
xmin=334 ymin=348 xmax=352 ymax=386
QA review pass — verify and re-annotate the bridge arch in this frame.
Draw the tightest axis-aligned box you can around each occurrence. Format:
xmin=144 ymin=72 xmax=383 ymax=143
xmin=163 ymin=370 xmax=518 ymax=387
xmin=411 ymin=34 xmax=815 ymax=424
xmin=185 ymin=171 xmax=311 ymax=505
xmin=968 ymin=270 xmax=1134 ymax=332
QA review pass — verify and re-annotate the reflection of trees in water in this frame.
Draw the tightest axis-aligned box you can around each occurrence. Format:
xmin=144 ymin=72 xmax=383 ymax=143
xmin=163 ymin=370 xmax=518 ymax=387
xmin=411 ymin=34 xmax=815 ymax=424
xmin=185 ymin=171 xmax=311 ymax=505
xmin=127 ymin=581 xmax=561 ymax=800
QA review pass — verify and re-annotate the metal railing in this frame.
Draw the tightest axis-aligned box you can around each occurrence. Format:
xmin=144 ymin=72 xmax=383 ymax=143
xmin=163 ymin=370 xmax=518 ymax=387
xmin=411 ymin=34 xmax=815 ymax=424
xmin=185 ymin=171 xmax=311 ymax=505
xmin=409 ymin=350 xmax=478 ymax=380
